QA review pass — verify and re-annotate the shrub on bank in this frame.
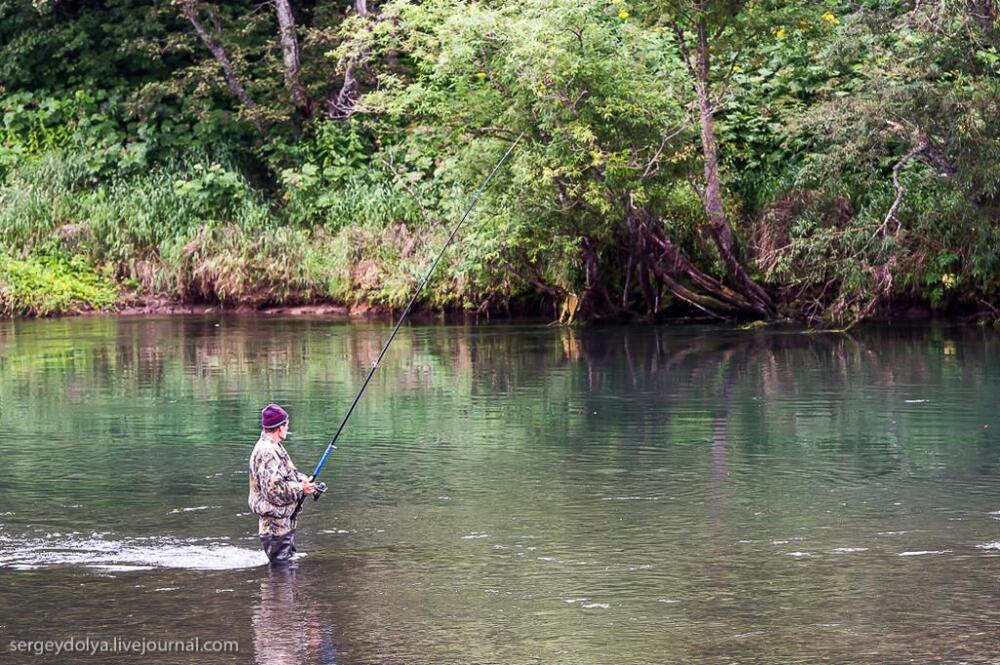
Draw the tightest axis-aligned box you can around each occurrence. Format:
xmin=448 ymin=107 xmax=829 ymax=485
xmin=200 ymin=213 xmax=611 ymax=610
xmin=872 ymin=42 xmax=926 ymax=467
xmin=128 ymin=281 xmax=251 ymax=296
xmin=0 ymin=251 xmax=118 ymax=316
xmin=0 ymin=148 xmax=474 ymax=315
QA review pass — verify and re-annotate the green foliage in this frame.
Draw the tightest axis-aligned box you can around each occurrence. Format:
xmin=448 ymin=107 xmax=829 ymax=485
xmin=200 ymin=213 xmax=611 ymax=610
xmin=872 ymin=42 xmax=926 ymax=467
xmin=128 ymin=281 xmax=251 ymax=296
xmin=0 ymin=251 xmax=118 ymax=316
xmin=363 ymin=0 xmax=696 ymax=295
xmin=172 ymin=162 xmax=251 ymax=216
xmin=715 ymin=2 xmax=859 ymax=210
xmin=0 ymin=90 xmax=138 ymax=178
xmin=765 ymin=0 xmax=1000 ymax=321
xmin=0 ymin=0 xmax=998 ymax=321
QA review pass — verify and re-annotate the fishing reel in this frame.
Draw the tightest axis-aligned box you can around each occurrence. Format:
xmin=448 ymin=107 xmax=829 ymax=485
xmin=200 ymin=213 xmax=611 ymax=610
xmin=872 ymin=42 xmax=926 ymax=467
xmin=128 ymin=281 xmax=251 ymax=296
xmin=312 ymin=481 xmax=328 ymax=501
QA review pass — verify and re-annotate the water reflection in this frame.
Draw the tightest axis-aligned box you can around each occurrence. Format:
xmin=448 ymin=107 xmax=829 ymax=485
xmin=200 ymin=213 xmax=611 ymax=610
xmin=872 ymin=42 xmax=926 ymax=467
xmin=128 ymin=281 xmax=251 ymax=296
xmin=253 ymin=565 xmax=338 ymax=665
xmin=1 ymin=318 xmax=1000 ymax=663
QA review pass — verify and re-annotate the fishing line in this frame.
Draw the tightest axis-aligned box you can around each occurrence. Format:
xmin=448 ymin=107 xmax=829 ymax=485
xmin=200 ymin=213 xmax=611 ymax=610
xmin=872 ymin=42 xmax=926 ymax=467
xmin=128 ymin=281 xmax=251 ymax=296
xmin=291 ymin=131 xmax=525 ymax=521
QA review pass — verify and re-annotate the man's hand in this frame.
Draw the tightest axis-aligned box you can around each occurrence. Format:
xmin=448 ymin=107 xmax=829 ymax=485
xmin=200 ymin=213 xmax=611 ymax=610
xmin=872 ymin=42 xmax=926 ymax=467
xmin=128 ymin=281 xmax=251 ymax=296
xmin=300 ymin=479 xmax=318 ymax=495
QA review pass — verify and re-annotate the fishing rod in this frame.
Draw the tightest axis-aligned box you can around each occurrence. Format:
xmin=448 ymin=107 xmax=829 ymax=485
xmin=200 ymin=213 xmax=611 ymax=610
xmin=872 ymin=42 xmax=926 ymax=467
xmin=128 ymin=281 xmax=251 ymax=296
xmin=291 ymin=131 xmax=525 ymax=522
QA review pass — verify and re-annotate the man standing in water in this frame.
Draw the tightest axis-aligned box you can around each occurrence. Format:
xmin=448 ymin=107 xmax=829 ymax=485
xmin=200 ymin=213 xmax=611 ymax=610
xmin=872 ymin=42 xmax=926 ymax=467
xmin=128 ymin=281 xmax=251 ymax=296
xmin=249 ymin=404 xmax=318 ymax=565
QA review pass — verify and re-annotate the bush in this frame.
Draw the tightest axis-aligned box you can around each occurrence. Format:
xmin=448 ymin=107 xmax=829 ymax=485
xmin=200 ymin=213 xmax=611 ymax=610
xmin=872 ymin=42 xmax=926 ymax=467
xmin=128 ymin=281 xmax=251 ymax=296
xmin=0 ymin=251 xmax=118 ymax=316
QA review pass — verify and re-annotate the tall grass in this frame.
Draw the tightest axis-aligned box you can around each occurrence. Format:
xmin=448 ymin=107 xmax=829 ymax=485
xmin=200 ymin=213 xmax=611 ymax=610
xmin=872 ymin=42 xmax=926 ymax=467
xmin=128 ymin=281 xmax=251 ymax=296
xmin=0 ymin=150 xmax=466 ymax=314
xmin=0 ymin=153 xmax=91 ymax=249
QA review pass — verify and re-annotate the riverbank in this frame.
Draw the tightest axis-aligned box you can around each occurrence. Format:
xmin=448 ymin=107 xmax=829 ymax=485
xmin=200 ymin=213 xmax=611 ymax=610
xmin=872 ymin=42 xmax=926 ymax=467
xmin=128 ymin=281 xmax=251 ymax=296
xmin=5 ymin=277 xmax=996 ymax=327
xmin=1 ymin=151 xmax=995 ymax=325
xmin=1 ymin=245 xmax=995 ymax=323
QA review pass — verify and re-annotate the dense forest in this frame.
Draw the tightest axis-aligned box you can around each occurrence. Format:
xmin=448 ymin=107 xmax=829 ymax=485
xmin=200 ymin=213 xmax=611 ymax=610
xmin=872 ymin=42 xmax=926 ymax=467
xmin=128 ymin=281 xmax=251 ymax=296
xmin=1 ymin=0 xmax=998 ymax=324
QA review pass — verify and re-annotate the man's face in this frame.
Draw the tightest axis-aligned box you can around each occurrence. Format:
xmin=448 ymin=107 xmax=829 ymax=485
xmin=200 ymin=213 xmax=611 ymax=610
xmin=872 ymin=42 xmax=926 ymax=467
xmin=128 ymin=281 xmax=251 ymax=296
xmin=278 ymin=422 xmax=290 ymax=441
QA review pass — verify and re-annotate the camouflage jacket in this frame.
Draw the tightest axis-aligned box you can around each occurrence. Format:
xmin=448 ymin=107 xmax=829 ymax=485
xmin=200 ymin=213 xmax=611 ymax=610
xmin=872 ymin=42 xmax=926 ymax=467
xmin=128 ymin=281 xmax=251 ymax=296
xmin=248 ymin=432 xmax=308 ymax=536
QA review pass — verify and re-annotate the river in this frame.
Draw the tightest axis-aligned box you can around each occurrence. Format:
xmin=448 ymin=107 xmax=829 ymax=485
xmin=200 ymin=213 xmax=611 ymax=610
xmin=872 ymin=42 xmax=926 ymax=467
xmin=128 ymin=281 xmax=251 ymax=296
xmin=1 ymin=317 xmax=999 ymax=663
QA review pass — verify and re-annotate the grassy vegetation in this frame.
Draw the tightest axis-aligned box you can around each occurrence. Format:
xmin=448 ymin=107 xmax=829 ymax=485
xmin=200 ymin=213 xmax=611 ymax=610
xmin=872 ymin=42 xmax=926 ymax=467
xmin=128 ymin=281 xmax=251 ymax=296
xmin=0 ymin=252 xmax=118 ymax=316
xmin=1 ymin=0 xmax=998 ymax=321
xmin=0 ymin=151 xmax=477 ymax=314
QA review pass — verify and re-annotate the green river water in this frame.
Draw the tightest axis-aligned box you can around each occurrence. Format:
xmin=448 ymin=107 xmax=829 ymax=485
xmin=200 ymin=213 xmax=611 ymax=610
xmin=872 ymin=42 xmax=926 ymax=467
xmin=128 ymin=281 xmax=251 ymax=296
xmin=1 ymin=317 xmax=999 ymax=663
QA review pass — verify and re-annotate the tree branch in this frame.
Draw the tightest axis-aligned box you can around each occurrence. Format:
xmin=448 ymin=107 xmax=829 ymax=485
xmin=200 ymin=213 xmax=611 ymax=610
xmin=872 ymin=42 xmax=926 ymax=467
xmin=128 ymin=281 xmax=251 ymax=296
xmin=878 ymin=141 xmax=924 ymax=238
xmin=668 ymin=20 xmax=699 ymax=81
xmin=641 ymin=124 xmax=686 ymax=178
xmin=179 ymin=0 xmax=259 ymax=118
xmin=327 ymin=0 xmax=376 ymax=119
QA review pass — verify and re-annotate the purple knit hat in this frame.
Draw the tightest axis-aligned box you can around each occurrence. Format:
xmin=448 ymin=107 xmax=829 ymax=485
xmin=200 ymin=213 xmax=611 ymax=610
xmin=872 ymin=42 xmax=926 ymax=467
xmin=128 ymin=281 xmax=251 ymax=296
xmin=261 ymin=403 xmax=289 ymax=429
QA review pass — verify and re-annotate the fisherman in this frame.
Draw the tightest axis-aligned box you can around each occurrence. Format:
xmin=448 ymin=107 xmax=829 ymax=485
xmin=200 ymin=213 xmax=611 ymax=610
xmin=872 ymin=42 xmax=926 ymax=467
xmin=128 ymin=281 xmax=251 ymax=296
xmin=248 ymin=403 xmax=318 ymax=565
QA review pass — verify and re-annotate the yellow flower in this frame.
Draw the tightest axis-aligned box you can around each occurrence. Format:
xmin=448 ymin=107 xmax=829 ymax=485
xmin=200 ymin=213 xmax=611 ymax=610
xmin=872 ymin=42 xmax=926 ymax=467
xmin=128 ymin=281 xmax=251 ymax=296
xmin=611 ymin=0 xmax=622 ymax=4
xmin=618 ymin=9 xmax=629 ymax=19
xmin=476 ymin=71 xmax=487 ymax=79
xmin=774 ymin=27 xmax=786 ymax=38
xmin=821 ymin=11 xmax=839 ymax=25
xmin=942 ymin=273 xmax=957 ymax=289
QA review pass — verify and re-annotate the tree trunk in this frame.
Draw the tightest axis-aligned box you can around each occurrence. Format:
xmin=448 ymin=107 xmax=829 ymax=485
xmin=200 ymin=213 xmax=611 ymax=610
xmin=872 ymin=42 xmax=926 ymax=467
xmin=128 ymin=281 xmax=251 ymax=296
xmin=969 ymin=0 xmax=997 ymax=31
xmin=653 ymin=219 xmax=765 ymax=315
xmin=624 ymin=197 xmax=764 ymax=317
xmin=327 ymin=0 xmax=372 ymax=119
xmin=638 ymin=261 xmax=658 ymax=314
xmin=274 ymin=0 xmax=311 ymax=116
xmin=579 ymin=236 xmax=615 ymax=318
xmin=328 ymin=59 xmax=360 ymax=119
xmin=621 ymin=198 xmax=742 ymax=319
xmin=647 ymin=261 xmax=733 ymax=320
xmin=692 ymin=20 xmax=774 ymax=315
xmin=179 ymin=1 xmax=259 ymax=117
